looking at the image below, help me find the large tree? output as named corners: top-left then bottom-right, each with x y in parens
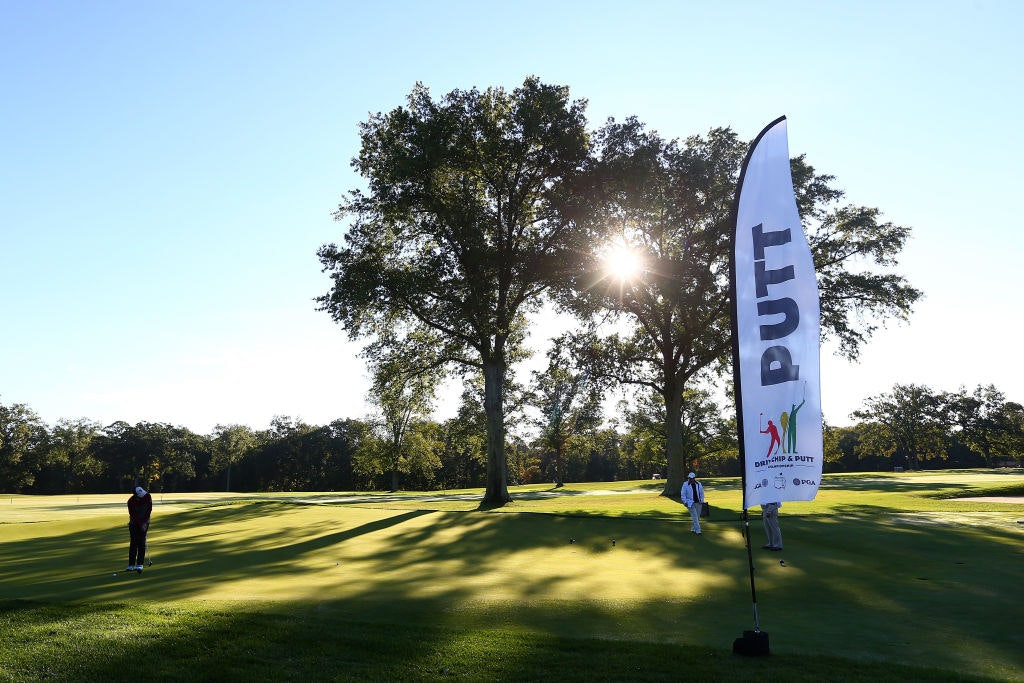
top-left (47, 418), bottom-right (103, 493)
top-left (317, 77), bottom-right (591, 507)
top-left (0, 401), bottom-right (47, 493)
top-left (565, 118), bottom-right (922, 496)
top-left (948, 384), bottom-right (1023, 468)
top-left (852, 383), bottom-right (948, 469)
top-left (211, 424), bottom-right (256, 492)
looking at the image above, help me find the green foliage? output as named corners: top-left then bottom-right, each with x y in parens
top-left (211, 424), bottom-right (256, 492)
top-left (0, 402), bottom-right (47, 492)
top-left (436, 387), bottom-right (489, 489)
top-left (617, 393), bottom-right (667, 479)
top-left (618, 386), bottom-right (735, 477)
top-left (845, 384), bottom-right (1024, 470)
top-left (528, 335), bottom-right (603, 485)
top-left (360, 335), bottom-right (446, 491)
top-left (853, 383), bottom-right (949, 469)
top-left (947, 385), bottom-right (1021, 467)
top-left (564, 121), bottom-right (745, 496)
top-left (355, 420), bottom-right (443, 491)
top-left (86, 421), bottom-right (203, 493)
top-left (318, 77), bottom-right (593, 507)
top-left (565, 118), bottom-right (921, 499)
top-left (1004, 402), bottom-right (1024, 465)
top-left (792, 157), bottom-right (923, 360)
top-left (3, 377), bottom-right (1023, 494)
top-left (42, 417), bottom-right (102, 494)
top-left (822, 422), bottom-right (869, 471)
top-left (248, 416), bottom-right (355, 492)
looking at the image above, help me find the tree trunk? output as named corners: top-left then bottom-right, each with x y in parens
top-left (661, 384), bottom-right (686, 498)
top-left (553, 443), bottom-right (565, 487)
top-left (907, 449), bottom-right (919, 470)
top-left (481, 359), bottom-right (511, 507)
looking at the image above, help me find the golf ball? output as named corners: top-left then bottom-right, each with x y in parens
top-left (112, 573), bottom-right (117, 577)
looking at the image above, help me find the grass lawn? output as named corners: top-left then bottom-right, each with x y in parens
top-left (1, 469), bottom-right (1022, 681)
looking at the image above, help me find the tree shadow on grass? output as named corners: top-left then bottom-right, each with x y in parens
top-left (6, 598), bottom-right (1004, 683)
top-left (1, 500), bottom-right (1021, 680)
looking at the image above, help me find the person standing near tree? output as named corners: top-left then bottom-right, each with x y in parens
top-left (761, 501), bottom-right (783, 550)
top-left (681, 472), bottom-right (705, 535)
top-left (126, 485), bottom-right (152, 573)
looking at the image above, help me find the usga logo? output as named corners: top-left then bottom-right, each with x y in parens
top-left (793, 478), bottom-right (817, 486)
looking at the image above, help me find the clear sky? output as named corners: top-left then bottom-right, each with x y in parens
top-left (2, 1), bottom-right (1022, 434)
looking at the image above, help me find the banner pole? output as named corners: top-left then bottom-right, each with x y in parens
top-left (727, 116), bottom-right (790, 657)
top-left (741, 508), bottom-right (760, 631)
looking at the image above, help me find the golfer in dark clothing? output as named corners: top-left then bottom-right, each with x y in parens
top-left (127, 486), bottom-right (152, 573)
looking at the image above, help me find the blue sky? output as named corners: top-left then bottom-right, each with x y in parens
top-left (2, 1), bottom-right (1022, 433)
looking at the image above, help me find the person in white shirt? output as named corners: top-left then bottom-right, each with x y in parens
top-left (681, 472), bottom-right (705, 535)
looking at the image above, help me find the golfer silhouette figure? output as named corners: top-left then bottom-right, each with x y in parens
top-left (779, 411), bottom-right (790, 454)
top-left (787, 398), bottom-right (806, 454)
top-left (760, 415), bottom-right (781, 457)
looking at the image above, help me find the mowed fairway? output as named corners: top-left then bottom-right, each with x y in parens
top-left (1, 470), bottom-right (1022, 682)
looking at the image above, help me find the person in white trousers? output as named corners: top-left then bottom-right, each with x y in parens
top-left (761, 501), bottom-right (783, 550)
top-left (681, 472), bottom-right (705, 535)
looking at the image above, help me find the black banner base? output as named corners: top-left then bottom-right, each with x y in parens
top-left (732, 630), bottom-right (770, 656)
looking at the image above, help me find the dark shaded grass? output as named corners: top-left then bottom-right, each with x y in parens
top-left (0, 600), bottom-right (999, 683)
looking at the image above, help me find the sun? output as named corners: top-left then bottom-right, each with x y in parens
top-left (603, 243), bottom-right (643, 282)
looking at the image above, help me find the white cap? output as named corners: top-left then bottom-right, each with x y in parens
top-left (687, 472), bottom-right (696, 479)
top-left (135, 486), bottom-right (146, 497)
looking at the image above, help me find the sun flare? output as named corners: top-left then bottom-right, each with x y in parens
top-left (603, 244), bottom-right (643, 282)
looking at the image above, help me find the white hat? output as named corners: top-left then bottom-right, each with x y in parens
top-left (135, 486), bottom-right (147, 497)
top-left (687, 472), bottom-right (696, 479)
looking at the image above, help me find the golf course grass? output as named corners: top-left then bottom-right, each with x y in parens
top-left (1, 470), bottom-right (1022, 681)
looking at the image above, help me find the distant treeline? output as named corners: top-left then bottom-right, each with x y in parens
top-left (1, 382), bottom-right (1021, 495)
top-left (0, 409), bottom-right (655, 495)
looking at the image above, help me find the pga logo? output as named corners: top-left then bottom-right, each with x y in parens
top-left (792, 478), bottom-right (817, 486)
top-left (753, 478), bottom-right (770, 491)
